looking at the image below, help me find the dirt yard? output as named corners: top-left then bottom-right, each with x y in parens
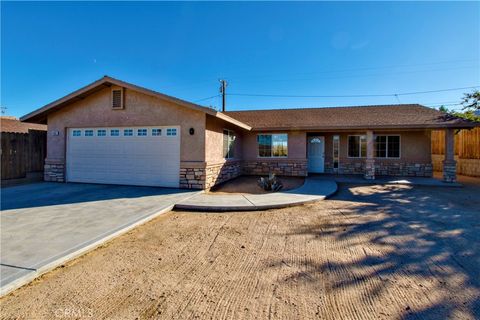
top-left (1, 178), bottom-right (479, 320)
top-left (209, 175), bottom-right (305, 194)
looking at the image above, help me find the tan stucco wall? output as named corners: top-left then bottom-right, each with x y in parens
top-left (239, 129), bottom-right (430, 168)
top-left (241, 130), bottom-right (307, 161)
top-left (205, 115), bottom-right (244, 164)
top-left (46, 87), bottom-right (206, 163)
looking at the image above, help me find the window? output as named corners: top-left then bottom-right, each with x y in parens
top-left (110, 129), bottom-right (120, 136)
top-left (333, 135), bottom-right (340, 170)
top-left (375, 135), bottom-right (400, 158)
top-left (137, 128), bottom-right (147, 136)
top-left (124, 129), bottom-right (133, 136)
top-left (152, 128), bottom-right (161, 136)
top-left (257, 134), bottom-right (288, 157)
top-left (97, 129), bottom-right (106, 136)
top-left (84, 130), bottom-right (93, 137)
top-left (72, 130), bottom-right (81, 137)
top-left (166, 128), bottom-right (177, 136)
top-left (223, 129), bottom-right (236, 159)
top-left (111, 89), bottom-right (124, 109)
top-left (348, 135), bottom-right (366, 158)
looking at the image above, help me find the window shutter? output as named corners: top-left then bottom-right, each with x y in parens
top-left (112, 89), bottom-right (124, 109)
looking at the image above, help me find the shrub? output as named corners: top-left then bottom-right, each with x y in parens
top-left (258, 173), bottom-right (283, 192)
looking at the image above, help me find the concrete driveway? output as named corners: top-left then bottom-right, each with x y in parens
top-left (0, 182), bottom-right (197, 295)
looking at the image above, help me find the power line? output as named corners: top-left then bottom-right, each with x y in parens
top-left (228, 86), bottom-right (479, 99)
top-left (194, 94), bottom-right (221, 103)
top-left (229, 65), bottom-right (477, 84)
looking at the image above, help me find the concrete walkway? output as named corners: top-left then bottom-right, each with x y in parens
top-left (1, 183), bottom-right (198, 296)
top-left (175, 178), bottom-right (338, 211)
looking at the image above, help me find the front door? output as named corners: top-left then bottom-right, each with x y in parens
top-left (308, 136), bottom-right (325, 173)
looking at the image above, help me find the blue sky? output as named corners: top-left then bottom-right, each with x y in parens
top-left (2, 1), bottom-right (479, 118)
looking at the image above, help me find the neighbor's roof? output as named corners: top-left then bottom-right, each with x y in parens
top-left (1, 117), bottom-right (47, 133)
top-left (225, 104), bottom-right (478, 130)
top-left (20, 76), bottom-right (251, 130)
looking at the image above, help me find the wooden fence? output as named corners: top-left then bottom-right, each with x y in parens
top-left (1, 130), bottom-right (47, 180)
top-left (431, 127), bottom-right (480, 176)
top-left (431, 128), bottom-right (480, 159)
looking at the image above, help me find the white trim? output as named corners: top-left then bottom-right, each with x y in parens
top-left (347, 135), bottom-right (367, 158)
top-left (374, 134), bottom-right (401, 159)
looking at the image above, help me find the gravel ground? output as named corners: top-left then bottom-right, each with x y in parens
top-left (1, 177), bottom-right (479, 320)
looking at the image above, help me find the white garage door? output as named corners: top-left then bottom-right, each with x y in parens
top-left (66, 126), bottom-right (180, 187)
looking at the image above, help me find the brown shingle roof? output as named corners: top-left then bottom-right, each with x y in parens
top-left (1, 117), bottom-right (47, 133)
top-left (225, 104), bottom-right (478, 130)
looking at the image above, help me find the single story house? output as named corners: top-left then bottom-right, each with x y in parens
top-left (21, 76), bottom-right (478, 189)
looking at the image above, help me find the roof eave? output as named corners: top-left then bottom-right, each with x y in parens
top-left (20, 76), bottom-right (251, 130)
top-left (249, 123), bottom-right (480, 131)
top-left (215, 113), bottom-right (252, 130)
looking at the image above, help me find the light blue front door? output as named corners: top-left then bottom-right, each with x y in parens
top-left (308, 136), bottom-right (325, 173)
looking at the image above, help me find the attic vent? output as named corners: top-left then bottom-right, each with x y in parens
top-left (112, 89), bottom-right (124, 109)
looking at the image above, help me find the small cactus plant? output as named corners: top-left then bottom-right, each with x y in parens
top-left (258, 173), bottom-right (283, 192)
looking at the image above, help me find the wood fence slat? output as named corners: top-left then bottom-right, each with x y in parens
top-left (431, 127), bottom-right (480, 160)
top-left (1, 130), bottom-right (47, 180)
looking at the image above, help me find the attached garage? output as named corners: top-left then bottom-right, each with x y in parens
top-left (66, 126), bottom-right (180, 187)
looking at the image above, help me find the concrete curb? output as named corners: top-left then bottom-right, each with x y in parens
top-left (174, 180), bottom-right (338, 212)
top-left (0, 204), bottom-right (177, 297)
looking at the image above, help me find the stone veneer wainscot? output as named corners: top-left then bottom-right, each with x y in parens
top-left (242, 159), bottom-right (308, 176)
top-left (44, 159), bottom-right (65, 182)
top-left (325, 159), bottom-right (433, 177)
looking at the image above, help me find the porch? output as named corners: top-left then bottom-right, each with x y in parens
top-left (306, 128), bottom-right (458, 183)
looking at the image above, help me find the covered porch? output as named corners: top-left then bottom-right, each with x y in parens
top-left (306, 128), bottom-right (458, 183)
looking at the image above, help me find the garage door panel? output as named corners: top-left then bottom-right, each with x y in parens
top-left (66, 127), bottom-right (180, 187)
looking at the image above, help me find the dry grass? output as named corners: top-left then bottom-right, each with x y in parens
top-left (1, 182), bottom-right (479, 320)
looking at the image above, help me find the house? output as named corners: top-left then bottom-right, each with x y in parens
top-left (1, 116), bottom-right (47, 133)
top-left (20, 76), bottom-right (477, 188)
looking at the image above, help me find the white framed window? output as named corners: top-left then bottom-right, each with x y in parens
top-left (84, 130), bottom-right (94, 137)
top-left (166, 128), bottom-right (177, 136)
top-left (223, 129), bottom-right (236, 159)
top-left (137, 128), bottom-right (147, 136)
top-left (123, 129), bottom-right (133, 136)
top-left (72, 130), bottom-right (81, 137)
top-left (152, 128), bottom-right (162, 136)
top-left (97, 129), bottom-right (106, 136)
top-left (257, 133), bottom-right (288, 158)
top-left (110, 129), bottom-right (120, 136)
top-left (375, 135), bottom-right (401, 158)
top-left (348, 135), bottom-right (367, 158)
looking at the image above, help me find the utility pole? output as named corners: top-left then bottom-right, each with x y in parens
top-left (219, 79), bottom-right (227, 112)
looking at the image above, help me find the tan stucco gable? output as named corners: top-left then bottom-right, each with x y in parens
top-left (20, 76), bottom-right (251, 131)
top-left (46, 86), bottom-right (207, 163)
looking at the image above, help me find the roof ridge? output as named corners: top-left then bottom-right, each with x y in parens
top-left (224, 104), bottom-right (426, 113)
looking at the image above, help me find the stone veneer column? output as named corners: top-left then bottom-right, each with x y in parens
top-left (364, 130), bottom-right (375, 180)
top-left (44, 158), bottom-right (65, 182)
top-left (443, 128), bottom-right (457, 183)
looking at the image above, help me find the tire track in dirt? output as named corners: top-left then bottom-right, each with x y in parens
top-left (2, 183), bottom-right (480, 320)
